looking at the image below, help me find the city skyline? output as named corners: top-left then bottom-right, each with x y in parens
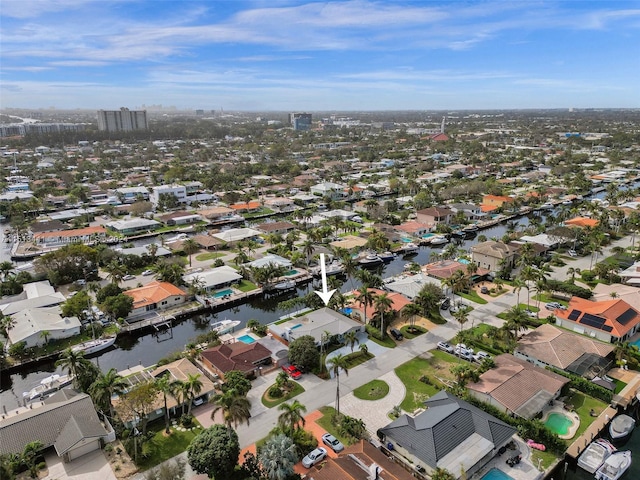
top-left (1, 0), bottom-right (639, 111)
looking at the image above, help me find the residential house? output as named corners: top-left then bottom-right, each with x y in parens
top-left (395, 221), bottom-right (431, 238)
top-left (0, 280), bottom-right (66, 316)
top-left (183, 266), bottom-right (242, 293)
top-left (200, 342), bottom-right (272, 379)
top-left (229, 201), bottom-right (261, 213)
top-left (564, 217), bottom-right (600, 229)
top-left (106, 218), bottom-right (160, 235)
top-left (29, 219), bottom-right (67, 235)
top-left (310, 182), bottom-right (347, 199)
top-left (449, 203), bottom-right (484, 221)
top-left (471, 240), bottom-right (519, 272)
top-left (263, 197), bottom-right (296, 212)
top-left (467, 354), bottom-right (569, 419)
top-left (416, 206), bottom-right (453, 226)
top-left (269, 307), bottom-right (364, 346)
top-left (197, 206), bottom-right (241, 225)
top-left (7, 306), bottom-right (81, 348)
top-left (554, 297), bottom-right (640, 343)
top-left (0, 389), bottom-right (112, 463)
top-left (514, 324), bottom-right (614, 379)
top-left (212, 227), bottom-right (262, 245)
top-left (255, 221), bottom-right (296, 235)
top-left (481, 194), bottom-right (514, 213)
top-left (33, 226), bottom-right (107, 246)
top-left (192, 233), bottom-right (226, 250)
top-left (123, 281), bottom-right (187, 320)
top-left (378, 391), bottom-right (516, 479)
top-left (307, 439), bottom-right (415, 480)
top-left (423, 260), bottom-right (489, 283)
top-left (349, 288), bottom-right (410, 323)
top-left (247, 253), bottom-right (292, 270)
top-left (115, 186), bottom-right (149, 203)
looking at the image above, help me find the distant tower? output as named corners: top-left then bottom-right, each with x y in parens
top-left (441, 116), bottom-right (446, 134)
top-left (290, 113), bottom-right (312, 131)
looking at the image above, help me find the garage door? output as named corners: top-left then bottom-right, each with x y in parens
top-left (67, 439), bottom-right (100, 462)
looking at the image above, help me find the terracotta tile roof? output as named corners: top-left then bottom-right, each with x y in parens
top-left (192, 234), bottom-right (225, 248)
top-left (201, 342), bottom-right (271, 375)
top-left (230, 201), bottom-right (261, 211)
top-left (565, 217), bottom-right (599, 228)
top-left (33, 225), bottom-right (106, 239)
top-left (124, 281), bottom-right (186, 308)
top-left (467, 354), bottom-right (569, 418)
top-left (480, 204), bottom-right (500, 212)
top-left (350, 288), bottom-right (410, 314)
top-left (423, 260), bottom-right (490, 280)
top-left (256, 221), bottom-right (296, 232)
top-left (395, 220), bottom-right (431, 233)
top-left (556, 297), bottom-right (640, 338)
top-left (516, 324), bottom-right (614, 369)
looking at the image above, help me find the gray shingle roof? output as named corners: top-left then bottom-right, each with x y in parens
top-left (379, 391), bottom-right (516, 469)
top-left (0, 389), bottom-right (106, 456)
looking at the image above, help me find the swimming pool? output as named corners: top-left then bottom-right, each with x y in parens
top-left (291, 323), bottom-right (302, 329)
top-left (458, 258), bottom-right (470, 264)
top-left (285, 269), bottom-right (299, 276)
top-left (214, 288), bottom-right (233, 298)
top-left (544, 412), bottom-right (574, 435)
top-left (342, 308), bottom-right (353, 315)
top-left (401, 237), bottom-right (413, 243)
top-left (237, 335), bottom-right (255, 344)
top-left (481, 468), bottom-right (515, 480)
top-left (631, 337), bottom-right (640, 349)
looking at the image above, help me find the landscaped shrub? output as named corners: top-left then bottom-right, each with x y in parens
top-left (268, 385), bottom-right (283, 398)
top-left (546, 279), bottom-right (593, 299)
top-left (547, 368), bottom-right (613, 403)
top-left (180, 414), bottom-right (194, 428)
top-left (338, 414), bottom-right (366, 440)
top-left (366, 324), bottom-right (383, 340)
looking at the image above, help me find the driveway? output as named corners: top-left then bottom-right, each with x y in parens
top-left (43, 450), bottom-right (116, 480)
top-left (325, 331), bottom-right (390, 378)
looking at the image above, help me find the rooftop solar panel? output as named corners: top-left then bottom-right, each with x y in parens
top-left (568, 309), bottom-right (581, 321)
top-left (617, 308), bottom-right (637, 326)
top-left (580, 313), bottom-right (607, 329)
top-left (602, 325), bottom-right (613, 333)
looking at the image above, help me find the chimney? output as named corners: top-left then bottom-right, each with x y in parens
top-left (368, 463), bottom-right (381, 480)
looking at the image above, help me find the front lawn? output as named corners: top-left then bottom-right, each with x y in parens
top-left (195, 252), bottom-right (225, 261)
top-left (343, 350), bottom-right (374, 368)
top-left (531, 448), bottom-right (560, 471)
top-left (316, 406), bottom-right (355, 447)
top-left (458, 290), bottom-right (488, 304)
top-left (400, 325), bottom-right (427, 339)
top-left (136, 419), bottom-right (203, 470)
top-left (261, 381), bottom-right (305, 408)
top-left (353, 380), bottom-right (389, 400)
top-left (395, 356), bottom-right (449, 413)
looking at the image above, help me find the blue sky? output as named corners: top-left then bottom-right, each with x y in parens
top-left (1, 0), bottom-right (639, 110)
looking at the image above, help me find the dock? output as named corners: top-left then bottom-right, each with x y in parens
top-left (565, 406), bottom-right (617, 459)
top-left (119, 314), bottom-right (176, 334)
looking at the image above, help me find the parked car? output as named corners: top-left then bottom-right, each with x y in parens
top-left (282, 364), bottom-right (302, 379)
top-left (524, 309), bottom-right (537, 318)
top-left (455, 343), bottom-right (473, 355)
top-left (440, 298), bottom-right (450, 310)
top-left (302, 447), bottom-right (327, 468)
top-left (142, 269), bottom-right (154, 276)
top-left (390, 328), bottom-right (403, 341)
top-left (545, 302), bottom-right (561, 310)
top-left (322, 433), bottom-right (344, 453)
top-left (192, 397), bottom-right (205, 407)
top-left (437, 341), bottom-right (454, 353)
top-left (473, 351), bottom-right (491, 363)
top-left (455, 348), bottom-right (474, 362)
top-left (480, 286), bottom-right (489, 294)
top-left (568, 249), bottom-right (577, 257)
top-left (122, 274), bottom-right (135, 281)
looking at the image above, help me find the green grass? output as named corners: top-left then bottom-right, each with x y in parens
top-left (395, 357), bottom-right (441, 412)
top-left (458, 290), bottom-right (488, 304)
top-left (400, 325), bottom-right (427, 339)
top-left (195, 252), bottom-right (225, 261)
top-left (353, 380), bottom-right (389, 400)
top-left (566, 391), bottom-right (608, 439)
top-left (137, 419), bottom-right (203, 470)
top-left (343, 351), bottom-right (374, 368)
top-left (261, 381), bottom-right (305, 408)
top-left (614, 379), bottom-right (627, 394)
top-left (316, 406), bottom-right (355, 446)
top-left (531, 448), bottom-right (560, 471)
top-left (236, 279), bottom-right (258, 292)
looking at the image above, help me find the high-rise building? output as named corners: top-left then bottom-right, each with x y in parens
top-left (97, 108), bottom-right (148, 132)
top-left (290, 112), bottom-right (312, 131)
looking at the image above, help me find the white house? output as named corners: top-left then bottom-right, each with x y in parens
top-left (183, 266), bottom-right (242, 292)
top-left (7, 306), bottom-right (81, 348)
top-left (309, 182), bottom-right (346, 199)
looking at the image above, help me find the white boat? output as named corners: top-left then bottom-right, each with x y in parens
top-left (23, 374), bottom-right (74, 402)
top-left (210, 319), bottom-right (241, 334)
top-left (430, 235), bottom-right (449, 246)
top-left (578, 439), bottom-right (617, 474)
top-left (595, 450), bottom-right (632, 480)
top-left (273, 280), bottom-right (296, 291)
top-left (400, 243), bottom-right (419, 254)
top-left (378, 251), bottom-right (396, 261)
top-left (312, 260), bottom-right (344, 276)
top-left (71, 336), bottom-right (116, 355)
top-left (609, 414), bottom-right (635, 443)
top-left (359, 253), bottom-right (383, 266)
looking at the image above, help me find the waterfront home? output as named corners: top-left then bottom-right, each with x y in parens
top-left (329, 235), bottom-right (368, 250)
top-left (471, 240), bottom-right (519, 272)
top-left (262, 197), bottom-right (296, 212)
top-left (200, 341), bottom-right (273, 380)
top-left (212, 227), bottom-right (262, 245)
top-left (310, 181), bottom-right (347, 199)
top-left (7, 306), bottom-right (81, 348)
top-left (123, 281), bottom-right (187, 320)
top-left (229, 201), bottom-right (261, 213)
top-left (554, 297), bottom-right (640, 343)
top-left (0, 280), bottom-right (66, 316)
top-left (564, 216), bottom-right (600, 228)
top-left (395, 221), bottom-right (431, 238)
top-left (378, 391), bottom-right (516, 479)
top-left (106, 217), bottom-right (161, 235)
top-left (29, 219), bottom-right (67, 235)
top-left (416, 206), bottom-right (453, 226)
top-left (269, 307), bottom-right (363, 346)
top-left (255, 221), bottom-right (296, 235)
top-left (449, 202), bottom-right (485, 221)
top-left (115, 186), bottom-right (149, 203)
top-left (183, 266), bottom-right (242, 292)
top-left (156, 210), bottom-right (202, 226)
top-left (33, 225), bottom-right (107, 246)
top-left (0, 389), bottom-right (112, 463)
top-left (349, 288), bottom-right (410, 322)
top-left (467, 354), bottom-right (569, 419)
top-left (514, 324), bottom-right (614, 378)
top-left (481, 194), bottom-right (514, 212)
top-left (247, 253), bottom-right (292, 269)
top-left (423, 260), bottom-right (490, 283)
top-left (197, 206), bottom-right (240, 224)
top-left (382, 272), bottom-right (442, 300)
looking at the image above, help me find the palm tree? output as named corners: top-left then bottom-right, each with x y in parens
top-left (326, 353), bottom-right (349, 416)
top-left (374, 293), bottom-right (394, 339)
top-left (355, 286), bottom-right (375, 325)
top-left (0, 261), bottom-right (15, 281)
top-left (182, 238), bottom-right (200, 267)
top-left (259, 434), bottom-right (298, 480)
top-left (210, 389), bottom-right (252, 428)
top-left (154, 375), bottom-right (173, 433)
top-left (359, 343), bottom-right (369, 356)
top-left (184, 373), bottom-right (203, 415)
top-left (453, 308), bottom-right (469, 332)
top-left (512, 278), bottom-right (525, 306)
top-left (89, 368), bottom-right (128, 421)
top-left (277, 400), bottom-right (307, 435)
top-left (0, 313), bottom-right (16, 337)
top-left (344, 330), bottom-right (360, 353)
top-left (104, 261), bottom-right (126, 284)
top-left (401, 303), bottom-right (422, 330)
top-left (56, 348), bottom-right (89, 383)
top-left (39, 330), bottom-right (51, 345)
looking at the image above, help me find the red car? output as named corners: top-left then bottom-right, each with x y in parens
top-left (282, 364), bottom-right (302, 379)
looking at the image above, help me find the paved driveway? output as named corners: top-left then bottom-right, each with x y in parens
top-left (43, 450), bottom-right (116, 480)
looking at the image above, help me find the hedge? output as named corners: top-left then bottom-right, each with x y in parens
top-left (546, 280), bottom-right (593, 299)
top-left (547, 367), bottom-right (613, 403)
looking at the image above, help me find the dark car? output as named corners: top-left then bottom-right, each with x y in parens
top-left (390, 328), bottom-right (403, 341)
top-left (282, 364), bottom-right (302, 379)
top-left (440, 298), bottom-right (450, 310)
top-left (480, 286), bottom-right (489, 294)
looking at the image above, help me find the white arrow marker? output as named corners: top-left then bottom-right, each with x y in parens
top-left (314, 253), bottom-right (336, 306)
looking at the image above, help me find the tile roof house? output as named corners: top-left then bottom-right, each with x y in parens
top-left (200, 342), bottom-right (272, 379)
top-left (565, 217), bottom-right (600, 228)
top-left (471, 240), bottom-right (519, 272)
top-left (422, 260), bottom-right (490, 281)
top-left (349, 288), bottom-right (410, 321)
top-left (378, 391), bottom-right (516, 479)
top-left (33, 225), bottom-right (107, 246)
top-left (255, 221), bottom-right (296, 235)
top-left (307, 439), bottom-right (415, 480)
top-left (514, 324), bottom-right (614, 379)
top-left (554, 296), bottom-right (640, 343)
top-left (467, 354), bottom-right (569, 419)
top-left (123, 281), bottom-right (187, 320)
top-left (416, 206), bottom-right (453, 225)
top-left (0, 389), bottom-right (111, 463)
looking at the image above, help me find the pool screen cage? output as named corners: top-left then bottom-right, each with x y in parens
top-left (566, 352), bottom-right (613, 380)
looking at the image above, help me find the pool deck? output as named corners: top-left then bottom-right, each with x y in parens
top-left (540, 403), bottom-right (580, 440)
top-left (608, 367), bottom-right (640, 409)
top-left (472, 436), bottom-right (543, 480)
top-left (566, 405), bottom-right (617, 459)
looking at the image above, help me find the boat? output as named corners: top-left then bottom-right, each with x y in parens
top-left (451, 231), bottom-right (466, 239)
top-left (378, 251), bottom-right (396, 261)
top-left (273, 280), bottom-right (296, 291)
top-left (210, 319), bottom-right (241, 334)
top-left (399, 243), bottom-right (419, 255)
top-left (430, 235), bottom-right (449, 246)
top-left (609, 414), bottom-right (635, 443)
top-left (359, 253), bottom-right (383, 267)
top-left (71, 336), bottom-right (116, 356)
top-left (578, 439), bottom-right (617, 473)
top-left (463, 225), bottom-right (479, 232)
top-left (311, 260), bottom-right (344, 276)
top-left (23, 374), bottom-right (74, 402)
top-left (594, 450), bottom-right (632, 480)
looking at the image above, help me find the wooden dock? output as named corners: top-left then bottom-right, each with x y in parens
top-left (566, 406), bottom-right (617, 459)
top-left (119, 314), bottom-right (176, 334)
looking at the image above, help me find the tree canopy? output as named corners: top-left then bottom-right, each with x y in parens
top-left (287, 335), bottom-right (319, 372)
top-left (187, 424), bottom-right (240, 479)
